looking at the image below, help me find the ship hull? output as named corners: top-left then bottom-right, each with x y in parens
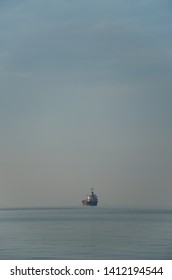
top-left (82, 200), bottom-right (98, 206)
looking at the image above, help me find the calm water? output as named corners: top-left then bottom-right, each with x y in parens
top-left (0, 207), bottom-right (172, 259)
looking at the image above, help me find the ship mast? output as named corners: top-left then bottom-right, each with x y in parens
top-left (91, 187), bottom-right (94, 196)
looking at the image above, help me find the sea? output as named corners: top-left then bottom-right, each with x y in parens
top-left (0, 207), bottom-right (172, 260)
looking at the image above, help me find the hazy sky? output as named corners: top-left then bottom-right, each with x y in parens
top-left (0, 0), bottom-right (172, 208)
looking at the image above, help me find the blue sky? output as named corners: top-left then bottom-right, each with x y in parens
top-left (0, 0), bottom-right (172, 207)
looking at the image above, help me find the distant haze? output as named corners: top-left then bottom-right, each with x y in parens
top-left (0, 0), bottom-right (172, 208)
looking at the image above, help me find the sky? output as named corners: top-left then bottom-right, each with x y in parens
top-left (0, 0), bottom-right (172, 208)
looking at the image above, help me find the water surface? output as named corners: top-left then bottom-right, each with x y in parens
top-left (0, 207), bottom-right (172, 259)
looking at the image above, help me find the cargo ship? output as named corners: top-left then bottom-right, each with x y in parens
top-left (82, 188), bottom-right (98, 206)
